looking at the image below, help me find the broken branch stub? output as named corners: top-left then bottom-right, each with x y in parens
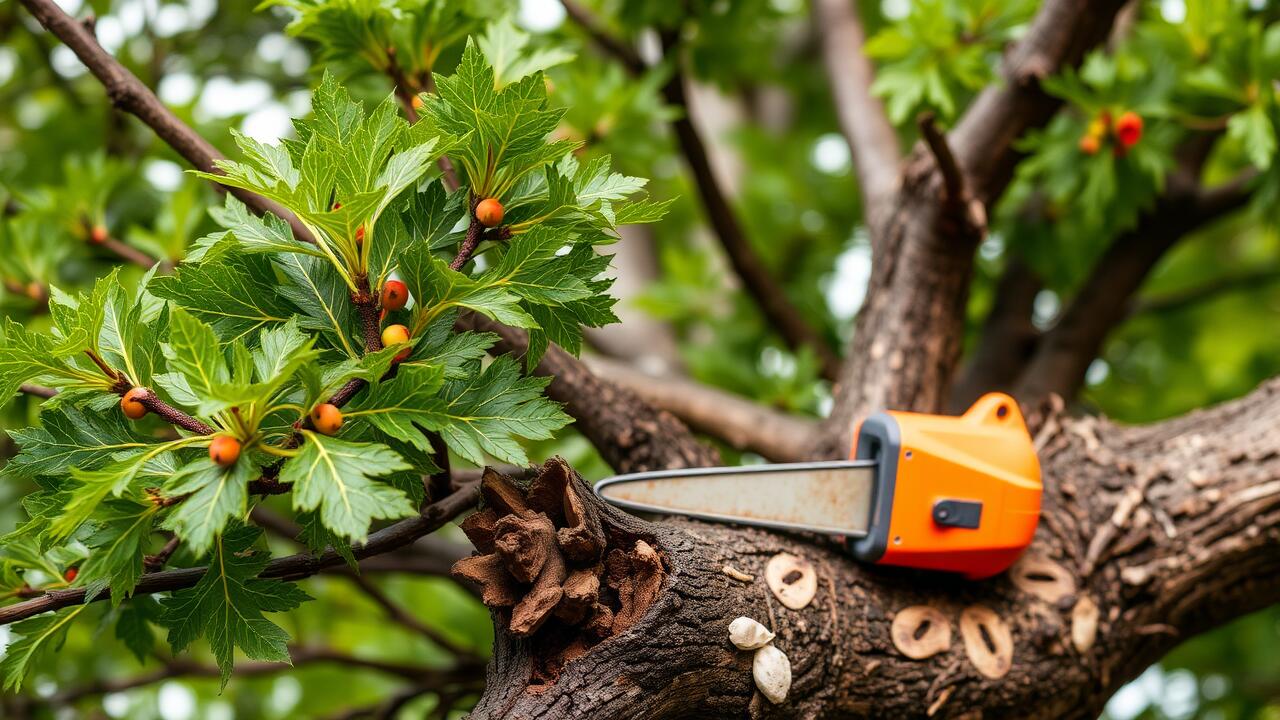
top-left (451, 458), bottom-right (667, 657)
top-left (1010, 554), bottom-right (1076, 605)
top-left (891, 605), bottom-right (953, 660)
top-left (960, 604), bottom-right (1014, 679)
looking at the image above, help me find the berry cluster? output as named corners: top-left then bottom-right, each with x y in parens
top-left (1079, 110), bottom-right (1143, 157)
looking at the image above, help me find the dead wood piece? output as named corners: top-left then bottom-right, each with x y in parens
top-left (584, 603), bottom-right (615, 639)
top-left (526, 457), bottom-right (571, 522)
top-left (555, 567), bottom-right (602, 624)
top-left (1010, 554), bottom-right (1077, 605)
top-left (960, 604), bottom-right (1014, 679)
top-left (493, 511), bottom-right (557, 584)
top-left (557, 479), bottom-right (606, 564)
top-left (451, 554), bottom-right (520, 608)
top-left (765, 553), bottom-right (818, 610)
top-left (607, 540), bottom-right (666, 634)
top-left (459, 508), bottom-right (500, 554)
top-left (481, 467), bottom-right (529, 516)
top-left (890, 605), bottom-right (953, 660)
top-left (510, 542), bottom-right (567, 637)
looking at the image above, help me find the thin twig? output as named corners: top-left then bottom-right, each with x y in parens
top-left (134, 387), bottom-right (217, 436)
top-left (19, 384), bottom-right (58, 399)
top-left (143, 536), bottom-right (180, 571)
top-left (343, 572), bottom-right (479, 660)
top-left (449, 207), bottom-right (483, 271)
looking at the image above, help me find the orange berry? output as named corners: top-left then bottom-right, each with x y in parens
top-left (208, 435), bottom-right (241, 467)
top-left (1078, 134), bottom-right (1100, 156)
top-left (381, 280), bottom-right (409, 311)
top-left (1115, 111), bottom-right (1143, 148)
top-left (475, 198), bottom-right (504, 228)
top-left (411, 95), bottom-right (424, 109)
top-left (355, 226), bottom-right (366, 246)
top-left (121, 387), bottom-right (149, 420)
top-left (89, 225), bottom-right (108, 244)
top-left (310, 403), bottom-right (343, 435)
top-left (64, 567), bottom-right (78, 582)
top-left (381, 324), bottom-right (411, 361)
top-left (25, 282), bottom-right (43, 301)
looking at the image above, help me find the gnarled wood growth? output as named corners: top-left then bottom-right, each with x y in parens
top-left (462, 379), bottom-right (1280, 719)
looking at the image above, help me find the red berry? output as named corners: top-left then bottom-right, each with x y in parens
top-left (381, 280), bottom-right (409, 311)
top-left (1115, 111), bottom-right (1143, 148)
top-left (355, 226), bottom-right (366, 245)
top-left (64, 567), bottom-right (78, 582)
top-left (209, 435), bottom-right (241, 467)
top-left (332, 201), bottom-right (342, 210)
top-left (381, 324), bottom-right (411, 361)
top-left (121, 388), bottom-right (149, 420)
top-left (1078, 134), bottom-right (1100, 156)
top-left (310, 403), bottom-right (343, 435)
top-left (475, 198), bottom-right (504, 228)
top-left (89, 225), bottom-right (108, 244)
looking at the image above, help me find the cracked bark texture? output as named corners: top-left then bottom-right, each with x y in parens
top-left (465, 378), bottom-right (1280, 719)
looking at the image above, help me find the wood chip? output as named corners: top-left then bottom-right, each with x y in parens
top-left (722, 565), bottom-right (754, 582)
top-left (1009, 554), bottom-right (1076, 604)
top-left (493, 511), bottom-right (556, 583)
top-left (890, 605), bottom-right (952, 660)
top-left (959, 604), bottom-right (1013, 679)
top-left (458, 508), bottom-right (500, 553)
top-left (1071, 595), bottom-right (1099, 654)
top-left (765, 553), bottom-right (817, 610)
top-left (451, 553), bottom-right (520, 608)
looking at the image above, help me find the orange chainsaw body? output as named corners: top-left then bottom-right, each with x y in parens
top-left (848, 393), bottom-right (1042, 579)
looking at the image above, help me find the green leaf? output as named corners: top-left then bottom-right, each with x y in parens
top-left (7, 404), bottom-right (150, 478)
top-left (163, 308), bottom-right (230, 400)
top-left (115, 596), bottom-right (161, 663)
top-left (399, 245), bottom-right (536, 330)
top-left (0, 605), bottom-right (91, 690)
top-left (352, 359), bottom-right (569, 466)
top-left (477, 15), bottom-right (575, 88)
top-left (1228, 103), bottom-right (1277, 170)
top-left (275, 252), bottom-right (360, 357)
top-left (279, 432), bottom-right (415, 543)
top-left (196, 196), bottom-right (326, 261)
top-left (159, 525), bottom-right (310, 688)
top-left (76, 499), bottom-right (159, 603)
top-left (150, 251), bottom-right (296, 343)
top-left (162, 457), bottom-right (253, 556)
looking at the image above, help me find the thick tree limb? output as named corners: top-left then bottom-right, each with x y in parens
top-left (0, 480), bottom-right (480, 626)
top-left (458, 314), bottom-right (721, 473)
top-left (811, 0), bottom-right (901, 214)
top-left (466, 377), bottom-right (1280, 719)
top-left (584, 355), bottom-right (816, 462)
top-left (815, 0), bottom-right (1127, 458)
top-left (17, 0), bottom-right (316, 245)
top-left (1015, 174), bottom-right (1255, 405)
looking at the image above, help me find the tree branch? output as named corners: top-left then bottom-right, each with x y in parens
top-left (811, 0), bottom-right (901, 212)
top-left (1015, 172), bottom-right (1255, 405)
top-left (342, 572), bottom-right (479, 661)
top-left (950, 0), bottom-right (1130, 203)
top-left (584, 355), bottom-right (816, 462)
top-left (16, 0), bottom-right (317, 246)
top-left (814, 0), bottom-right (1128, 457)
top-left (43, 646), bottom-right (481, 705)
top-left (0, 480), bottom-right (480, 626)
top-left (949, 256), bottom-right (1043, 410)
top-left (658, 35), bottom-right (841, 381)
top-left (465, 377), bottom-right (1280, 719)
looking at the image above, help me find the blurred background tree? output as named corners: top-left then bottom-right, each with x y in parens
top-left (0, 0), bottom-right (1277, 718)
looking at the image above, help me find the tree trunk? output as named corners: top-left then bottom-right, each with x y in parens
top-left (463, 378), bottom-right (1280, 719)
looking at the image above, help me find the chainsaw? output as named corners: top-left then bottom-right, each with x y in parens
top-left (595, 393), bottom-right (1042, 579)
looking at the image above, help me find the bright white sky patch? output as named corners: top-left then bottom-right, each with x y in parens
top-left (811, 133), bottom-right (851, 175)
top-left (159, 73), bottom-right (198, 105)
top-left (519, 0), bottom-right (566, 32)
top-left (197, 76), bottom-right (274, 120)
top-left (824, 233), bottom-right (872, 322)
top-left (145, 159), bottom-right (185, 192)
top-left (158, 681), bottom-right (196, 720)
top-left (242, 105), bottom-right (295, 143)
top-left (1160, 0), bottom-right (1187, 23)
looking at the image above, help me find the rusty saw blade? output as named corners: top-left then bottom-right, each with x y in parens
top-left (593, 461), bottom-right (877, 537)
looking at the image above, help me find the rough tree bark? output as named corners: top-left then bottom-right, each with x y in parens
top-left (459, 378), bottom-right (1280, 719)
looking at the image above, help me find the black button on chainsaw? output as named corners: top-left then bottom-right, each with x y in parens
top-left (933, 500), bottom-right (982, 529)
